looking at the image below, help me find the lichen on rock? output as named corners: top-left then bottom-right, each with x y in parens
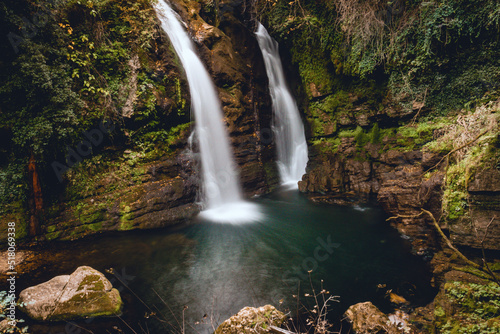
top-left (215, 304), bottom-right (286, 334)
top-left (18, 266), bottom-right (122, 322)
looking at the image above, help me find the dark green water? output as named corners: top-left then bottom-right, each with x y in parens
top-left (21, 189), bottom-right (435, 333)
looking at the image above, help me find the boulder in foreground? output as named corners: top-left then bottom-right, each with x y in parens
top-left (344, 302), bottom-right (399, 334)
top-left (19, 266), bottom-right (122, 321)
top-left (215, 305), bottom-right (286, 334)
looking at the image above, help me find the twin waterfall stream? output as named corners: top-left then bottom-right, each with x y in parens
top-left (154, 0), bottom-right (308, 222)
top-left (255, 23), bottom-right (309, 186)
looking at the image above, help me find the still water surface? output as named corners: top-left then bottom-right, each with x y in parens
top-left (23, 189), bottom-right (435, 333)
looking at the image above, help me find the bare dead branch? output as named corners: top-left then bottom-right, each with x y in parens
top-left (388, 210), bottom-right (500, 285)
top-left (387, 209), bottom-right (480, 269)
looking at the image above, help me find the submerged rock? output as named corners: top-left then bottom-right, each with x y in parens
top-left (215, 305), bottom-right (286, 334)
top-left (344, 302), bottom-right (398, 334)
top-left (19, 266), bottom-right (122, 321)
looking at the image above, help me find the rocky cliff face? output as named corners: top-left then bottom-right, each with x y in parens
top-left (43, 152), bottom-right (200, 241)
top-left (451, 168), bottom-right (500, 250)
top-left (298, 105), bottom-right (499, 252)
top-left (299, 135), bottom-right (445, 253)
top-left (169, 0), bottom-right (278, 194)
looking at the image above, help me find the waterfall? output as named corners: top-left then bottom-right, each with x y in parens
top-left (255, 22), bottom-right (308, 187)
top-left (154, 0), bottom-right (261, 222)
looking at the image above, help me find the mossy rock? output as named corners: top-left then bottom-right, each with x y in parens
top-left (432, 280), bottom-right (500, 333)
top-left (345, 302), bottom-right (399, 334)
top-left (215, 305), bottom-right (286, 334)
top-left (19, 266), bottom-right (122, 321)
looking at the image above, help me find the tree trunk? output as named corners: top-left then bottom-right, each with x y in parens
top-left (28, 152), bottom-right (43, 236)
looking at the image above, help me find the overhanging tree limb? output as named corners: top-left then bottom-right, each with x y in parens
top-left (388, 209), bottom-right (500, 285)
top-left (420, 209), bottom-right (481, 269)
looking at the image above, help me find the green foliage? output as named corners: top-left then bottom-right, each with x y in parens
top-left (60, 0), bottom-right (159, 119)
top-left (0, 291), bottom-right (29, 333)
top-left (0, 160), bottom-right (28, 210)
top-left (394, 121), bottom-right (445, 150)
top-left (456, 264), bottom-right (500, 282)
top-left (443, 186), bottom-right (469, 220)
top-left (119, 204), bottom-right (134, 230)
top-left (353, 126), bottom-right (365, 147)
top-left (435, 305), bottom-right (446, 318)
top-left (260, 0), bottom-right (500, 113)
top-left (0, 0), bottom-right (190, 217)
top-left (0, 24), bottom-right (84, 209)
top-left (383, 0), bottom-right (500, 112)
top-left (369, 123), bottom-right (381, 144)
top-left (334, 124), bottom-right (382, 149)
top-left (437, 281), bottom-right (500, 334)
top-left (311, 137), bottom-right (342, 154)
top-left (338, 129), bottom-right (357, 138)
top-left (0, 41), bottom-right (82, 158)
top-left (133, 122), bottom-right (192, 157)
top-left (442, 143), bottom-right (490, 221)
top-left (422, 102), bottom-right (499, 221)
top-left (63, 122), bottom-right (190, 203)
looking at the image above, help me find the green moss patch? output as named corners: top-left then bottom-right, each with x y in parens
top-left (435, 281), bottom-right (500, 334)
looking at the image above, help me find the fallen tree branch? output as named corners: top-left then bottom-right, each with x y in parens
top-left (420, 209), bottom-right (481, 269)
top-left (269, 326), bottom-right (297, 334)
top-left (387, 209), bottom-right (480, 269)
top-left (386, 211), bottom-right (424, 221)
top-left (388, 209), bottom-right (500, 284)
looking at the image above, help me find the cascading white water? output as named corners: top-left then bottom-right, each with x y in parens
top-left (154, 0), bottom-right (261, 223)
top-left (255, 22), bottom-right (308, 187)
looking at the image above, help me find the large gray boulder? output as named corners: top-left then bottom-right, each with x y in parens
top-left (18, 266), bottom-right (122, 321)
